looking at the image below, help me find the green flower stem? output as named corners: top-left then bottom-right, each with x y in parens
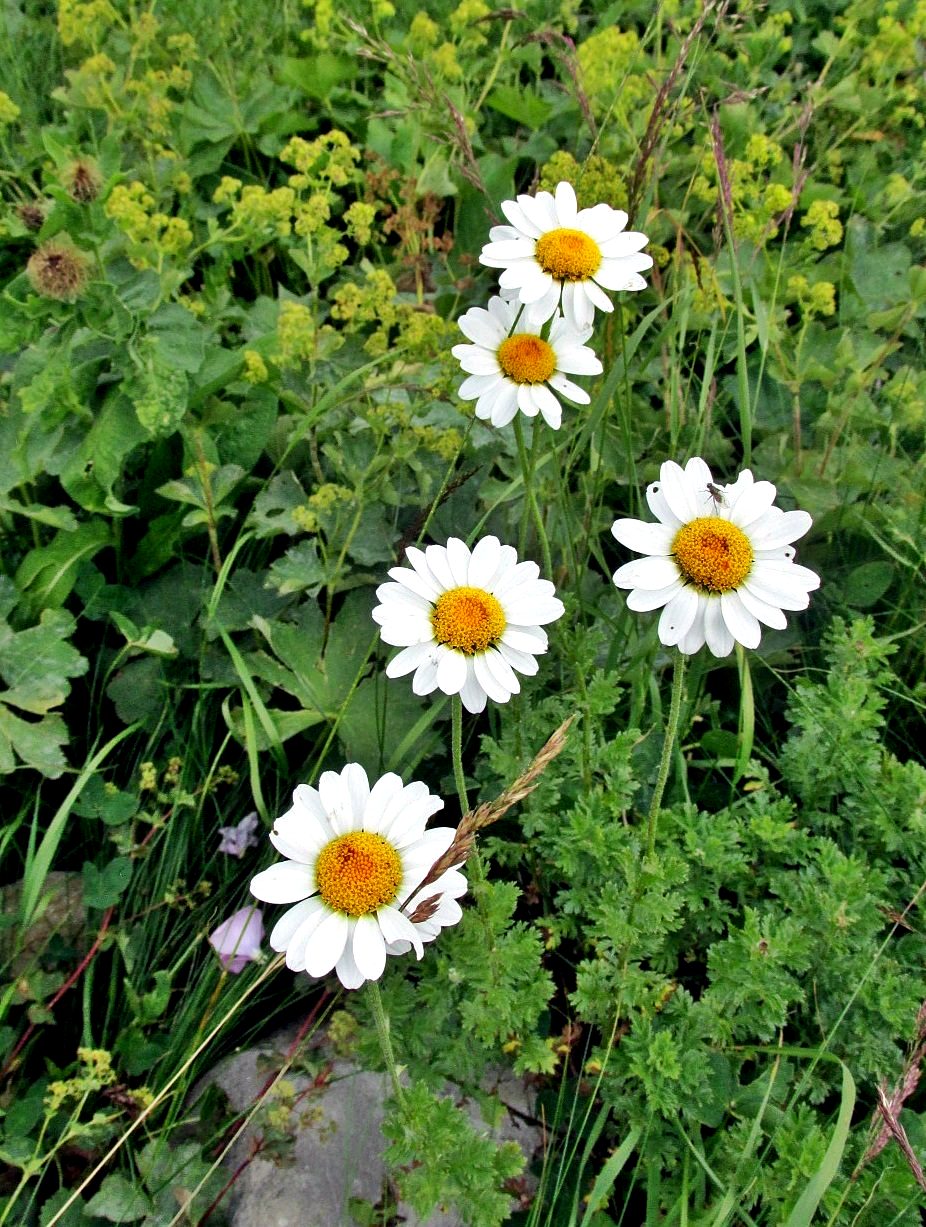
top-left (451, 693), bottom-right (469, 815)
top-left (513, 416), bottom-right (553, 577)
top-left (645, 651), bottom-right (687, 859)
top-left (451, 694), bottom-right (486, 886)
top-left (367, 979), bottom-right (404, 1104)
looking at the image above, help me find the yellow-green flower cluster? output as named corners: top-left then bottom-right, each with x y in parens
top-left (280, 130), bottom-right (360, 189)
top-left (331, 267), bottom-right (400, 355)
top-left (787, 275), bottom-right (837, 318)
top-left (801, 200), bottom-right (843, 251)
top-left (0, 90), bottom-right (20, 126)
top-left (577, 27), bottom-right (649, 117)
top-left (242, 350), bottom-right (269, 384)
top-left (539, 151), bottom-right (629, 213)
top-left (105, 181), bottom-right (192, 266)
top-left (44, 1047), bottom-right (117, 1112)
top-left (344, 201), bottom-right (378, 246)
top-left (692, 134), bottom-right (795, 245)
top-left (57, 0), bottom-right (118, 48)
top-left (276, 301), bottom-right (317, 368)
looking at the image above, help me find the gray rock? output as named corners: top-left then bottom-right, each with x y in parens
top-left (196, 1024), bottom-right (540, 1227)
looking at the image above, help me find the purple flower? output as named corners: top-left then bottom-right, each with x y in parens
top-left (217, 812), bottom-right (260, 858)
top-left (209, 906), bottom-right (264, 973)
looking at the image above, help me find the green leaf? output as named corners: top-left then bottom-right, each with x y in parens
top-left (782, 1061), bottom-right (856, 1227)
top-left (82, 856), bottom-right (133, 909)
top-left (14, 519), bottom-right (111, 609)
top-left (0, 608), bottom-right (87, 714)
top-left (266, 539), bottom-right (327, 596)
top-left (106, 656), bottom-right (165, 725)
top-left (842, 560), bottom-right (894, 608)
top-left (486, 84), bottom-right (552, 128)
top-left (277, 53), bottom-right (356, 98)
top-left (84, 1173), bottom-right (153, 1222)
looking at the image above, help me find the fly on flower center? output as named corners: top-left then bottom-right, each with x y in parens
top-left (497, 334), bottom-right (557, 385)
top-left (534, 227), bottom-right (602, 282)
top-left (314, 832), bottom-right (402, 917)
top-left (430, 586), bottom-right (506, 655)
top-left (672, 518), bottom-right (754, 593)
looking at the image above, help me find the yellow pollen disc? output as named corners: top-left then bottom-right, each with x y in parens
top-left (672, 517), bottom-right (754, 593)
top-left (430, 586), bottom-right (506, 655)
top-left (315, 832), bottom-right (402, 917)
top-left (534, 227), bottom-right (602, 282)
top-left (497, 334), bottom-right (557, 385)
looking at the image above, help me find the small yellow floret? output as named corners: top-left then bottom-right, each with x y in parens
top-left (315, 832), bottom-right (402, 916)
top-left (535, 227), bottom-right (602, 282)
top-left (673, 518), bottom-right (753, 593)
top-left (497, 334), bottom-right (556, 385)
top-left (431, 586), bottom-right (506, 655)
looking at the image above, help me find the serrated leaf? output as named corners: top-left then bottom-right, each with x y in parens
top-left (266, 539), bottom-right (327, 595)
top-left (84, 1173), bottom-right (153, 1222)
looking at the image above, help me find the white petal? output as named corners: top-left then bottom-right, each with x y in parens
top-left (720, 590), bottom-right (761, 649)
top-left (319, 770), bottom-right (354, 836)
top-left (657, 587), bottom-right (700, 646)
top-left (341, 763), bottom-right (370, 823)
top-left (748, 509), bottom-right (813, 549)
top-left (445, 536), bottom-right (472, 586)
top-left (363, 772), bottom-right (405, 833)
top-left (659, 460), bottom-right (699, 523)
top-left (703, 599), bottom-right (734, 657)
top-left (473, 652), bottom-right (513, 703)
top-left (284, 901), bottom-right (332, 972)
top-left (303, 909), bottom-right (350, 978)
top-left (583, 279), bottom-right (614, 315)
top-left (436, 649), bottom-right (467, 695)
top-left (334, 940), bottom-right (366, 989)
top-left (611, 518), bottom-right (675, 555)
top-left (269, 897), bottom-right (324, 954)
top-left (553, 180), bottom-right (578, 223)
top-left (496, 641), bottom-right (539, 674)
top-left (386, 643), bottom-right (437, 679)
top-left (425, 543), bottom-right (455, 590)
top-left (613, 555), bottom-right (680, 590)
top-left (625, 579), bottom-right (684, 611)
top-left (646, 479), bottom-right (684, 528)
top-left (678, 605), bottom-right (707, 655)
top-left (352, 914), bottom-right (387, 982)
top-left (377, 904), bottom-right (423, 959)
top-left (410, 655), bottom-right (440, 695)
top-left (737, 585), bottom-right (788, 629)
top-left (457, 305), bottom-right (506, 347)
top-left (459, 664), bottom-right (488, 713)
top-left (467, 536), bottom-right (502, 588)
top-left (728, 480), bottom-right (778, 528)
top-left (250, 861), bottom-right (314, 904)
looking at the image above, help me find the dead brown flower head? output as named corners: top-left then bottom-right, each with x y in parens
top-left (63, 158), bottom-right (103, 204)
top-left (17, 202), bottom-right (45, 232)
top-left (26, 239), bottom-right (90, 302)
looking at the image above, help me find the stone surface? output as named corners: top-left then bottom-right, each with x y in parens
top-left (1, 870), bottom-right (85, 974)
top-left (196, 1024), bottom-right (540, 1227)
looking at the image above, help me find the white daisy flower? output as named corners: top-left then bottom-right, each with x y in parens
top-left (250, 764), bottom-right (465, 990)
top-left (479, 180), bottom-right (653, 331)
top-left (372, 536), bottom-right (565, 714)
top-left (611, 458), bottom-right (820, 658)
top-left (451, 295), bottom-right (602, 430)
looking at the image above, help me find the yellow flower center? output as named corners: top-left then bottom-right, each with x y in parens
top-left (314, 832), bottom-right (402, 917)
top-left (672, 517), bottom-right (754, 593)
top-left (497, 334), bottom-right (557, 385)
top-left (430, 586), bottom-right (506, 655)
top-left (534, 227), bottom-right (602, 282)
